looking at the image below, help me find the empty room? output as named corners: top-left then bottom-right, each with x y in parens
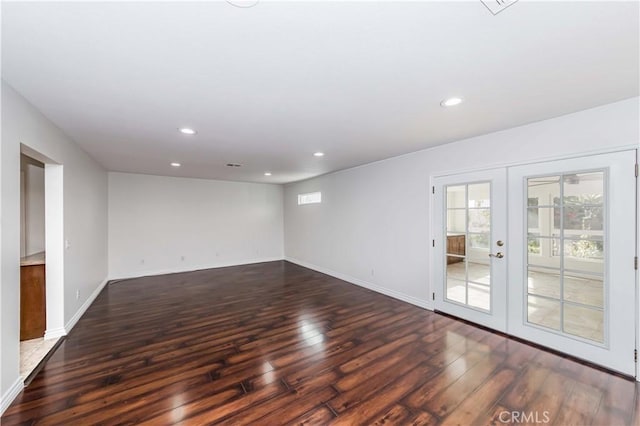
top-left (1, 1), bottom-right (639, 424)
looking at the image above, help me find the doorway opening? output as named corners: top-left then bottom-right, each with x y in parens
top-left (19, 145), bottom-right (64, 382)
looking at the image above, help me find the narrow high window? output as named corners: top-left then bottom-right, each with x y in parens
top-left (297, 192), bottom-right (321, 205)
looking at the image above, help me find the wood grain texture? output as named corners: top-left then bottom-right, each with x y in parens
top-left (2, 261), bottom-right (638, 425)
top-left (20, 263), bottom-right (46, 341)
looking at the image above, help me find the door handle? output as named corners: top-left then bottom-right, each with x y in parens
top-left (488, 252), bottom-right (504, 259)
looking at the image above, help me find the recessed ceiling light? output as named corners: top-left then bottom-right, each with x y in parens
top-left (264, 172), bottom-right (272, 176)
top-left (313, 152), bottom-right (325, 157)
top-left (440, 97), bottom-right (463, 107)
top-left (178, 127), bottom-right (197, 135)
top-left (170, 162), bottom-right (181, 167)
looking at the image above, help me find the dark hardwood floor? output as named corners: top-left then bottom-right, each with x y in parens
top-left (2, 261), bottom-right (639, 425)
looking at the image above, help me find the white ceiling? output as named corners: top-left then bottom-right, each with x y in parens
top-left (2, 1), bottom-right (638, 184)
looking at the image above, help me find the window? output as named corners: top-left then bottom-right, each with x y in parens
top-left (298, 192), bottom-right (321, 205)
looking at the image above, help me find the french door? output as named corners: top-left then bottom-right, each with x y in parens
top-left (433, 168), bottom-right (508, 331)
top-left (433, 150), bottom-right (637, 376)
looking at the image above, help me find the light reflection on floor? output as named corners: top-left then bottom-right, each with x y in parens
top-left (297, 319), bottom-right (326, 347)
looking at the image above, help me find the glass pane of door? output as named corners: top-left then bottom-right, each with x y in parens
top-left (525, 171), bottom-right (605, 343)
top-left (445, 182), bottom-right (491, 312)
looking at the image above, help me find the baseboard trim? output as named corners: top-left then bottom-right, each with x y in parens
top-left (108, 257), bottom-right (284, 282)
top-left (64, 278), bottom-right (109, 334)
top-left (1, 377), bottom-right (24, 415)
top-left (285, 257), bottom-right (432, 310)
top-left (44, 327), bottom-right (66, 340)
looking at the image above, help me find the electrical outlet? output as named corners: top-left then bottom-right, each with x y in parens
top-left (76, 290), bottom-right (80, 300)
top-left (65, 239), bottom-right (71, 250)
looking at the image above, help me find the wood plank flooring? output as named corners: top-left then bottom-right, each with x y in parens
top-left (2, 261), bottom-right (639, 425)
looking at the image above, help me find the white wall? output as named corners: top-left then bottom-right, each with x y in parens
top-left (1, 81), bottom-right (108, 411)
top-left (108, 172), bottom-right (284, 279)
top-left (283, 97), bottom-right (640, 308)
